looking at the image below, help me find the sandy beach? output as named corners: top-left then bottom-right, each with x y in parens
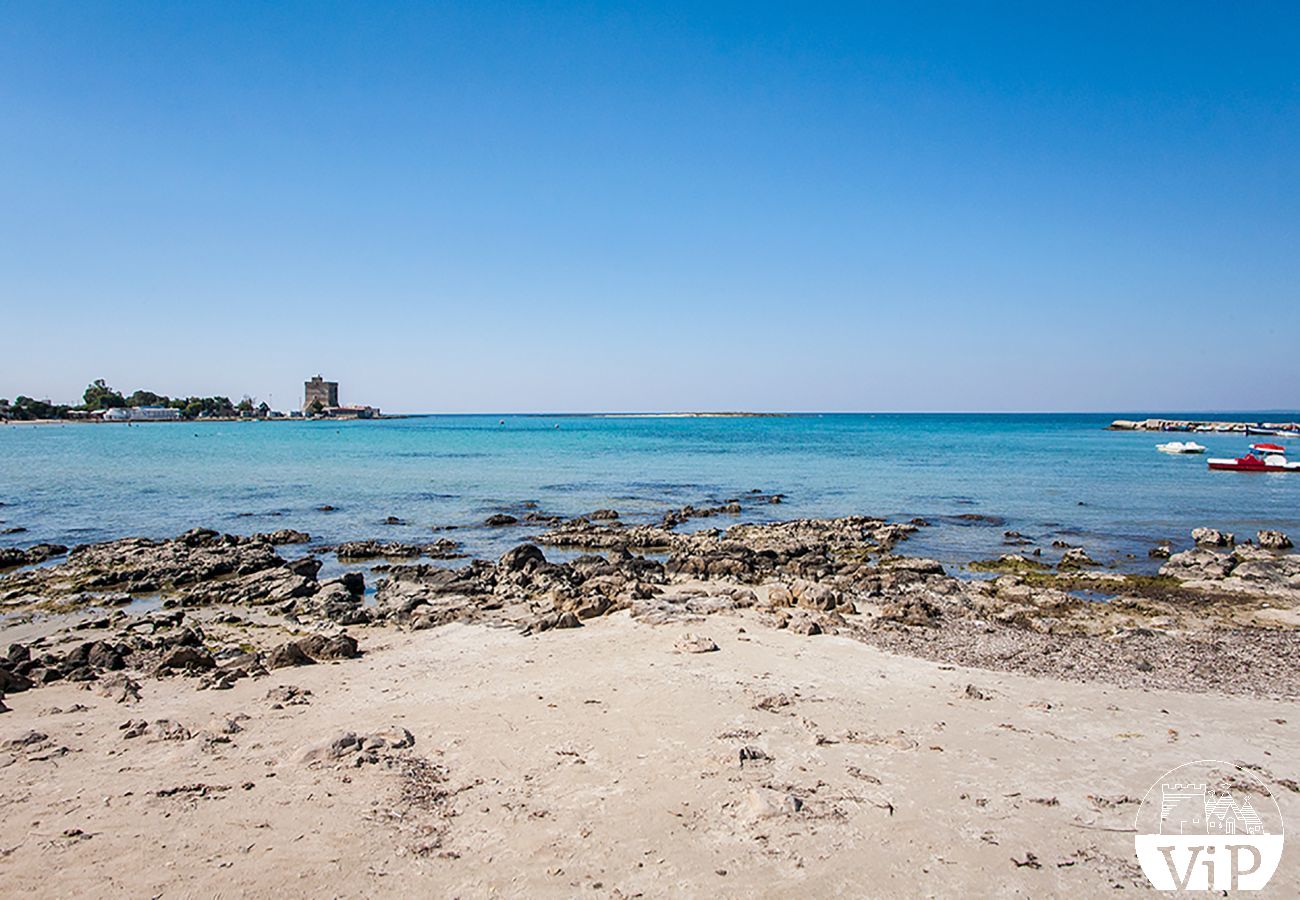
top-left (3, 610), bottom-right (1296, 897)
top-left (2, 510), bottom-right (1299, 896)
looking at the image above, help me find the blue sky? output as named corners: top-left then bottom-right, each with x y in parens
top-left (2, 2), bottom-right (1297, 413)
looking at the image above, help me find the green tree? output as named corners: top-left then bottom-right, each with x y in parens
top-left (82, 379), bottom-right (125, 410)
top-left (127, 389), bottom-right (169, 407)
top-left (308, 399), bottom-right (324, 415)
top-left (9, 395), bottom-right (69, 420)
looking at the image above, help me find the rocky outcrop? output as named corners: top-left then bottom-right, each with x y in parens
top-left (1160, 547), bottom-right (1238, 581)
top-left (0, 530), bottom-right (283, 602)
top-left (334, 539), bottom-right (462, 560)
top-left (179, 566), bottom-right (318, 607)
top-left (371, 543), bottom-right (669, 631)
top-left (252, 529), bottom-right (311, 545)
top-left (538, 519), bottom-right (680, 551)
top-left (0, 543), bottom-right (68, 569)
top-left (1158, 539), bottom-right (1300, 600)
top-left (1057, 547), bottom-right (1098, 570)
top-left (295, 575), bottom-right (369, 625)
top-left (661, 503), bottom-right (742, 528)
top-left (499, 544), bottom-right (546, 572)
top-left (300, 726), bottom-right (415, 766)
top-left (1259, 530), bottom-right (1293, 551)
top-left (1192, 528), bottom-right (1234, 547)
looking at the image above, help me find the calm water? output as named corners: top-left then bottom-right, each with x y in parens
top-left (2, 413), bottom-right (1298, 572)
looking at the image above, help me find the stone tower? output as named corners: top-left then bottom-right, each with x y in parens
top-left (303, 375), bottom-right (338, 412)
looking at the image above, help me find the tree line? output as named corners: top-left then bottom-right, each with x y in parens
top-left (1, 380), bottom-right (269, 421)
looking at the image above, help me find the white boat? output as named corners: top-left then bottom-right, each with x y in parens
top-left (1157, 441), bottom-right (1206, 454)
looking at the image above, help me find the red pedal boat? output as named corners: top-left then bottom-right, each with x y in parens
top-left (1208, 451), bottom-right (1300, 472)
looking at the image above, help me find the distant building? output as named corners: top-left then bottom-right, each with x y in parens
top-left (303, 375), bottom-right (339, 413)
top-left (323, 405), bottom-right (380, 419)
top-left (104, 406), bottom-right (181, 422)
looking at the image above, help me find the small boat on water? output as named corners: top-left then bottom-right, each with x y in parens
top-left (1246, 425), bottom-right (1300, 438)
top-left (1156, 441), bottom-right (1206, 454)
top-left (1208, 451), bottom-right (1300, 473)
top-left (1250, 442), bottom-right (1287, 455)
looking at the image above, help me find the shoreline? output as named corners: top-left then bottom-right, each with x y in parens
top-left (2, 510), bottom-right (1297, 893)
top-left (3, 512), bottom-right (1297, 695)
top-left (1, 414), bottom-right (413, 426)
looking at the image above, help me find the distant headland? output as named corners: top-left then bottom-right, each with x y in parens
top-left (0, 375), bottom-right (382, 423)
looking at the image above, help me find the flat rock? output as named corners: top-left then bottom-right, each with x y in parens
top-left (675, 634), bottom-right (719, 653)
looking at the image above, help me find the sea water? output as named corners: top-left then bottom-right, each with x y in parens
top-left (2, 413), bottom-right (1298, 572)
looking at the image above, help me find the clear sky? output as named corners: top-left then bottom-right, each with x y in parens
top-left (2, 2), bottom-right (1297, 413)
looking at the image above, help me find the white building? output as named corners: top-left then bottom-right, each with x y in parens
top-left (104, 406), bottom-right (181, 422)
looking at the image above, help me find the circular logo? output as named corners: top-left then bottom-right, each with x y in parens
top-left (1134, 759), bottom-right (1285, 891)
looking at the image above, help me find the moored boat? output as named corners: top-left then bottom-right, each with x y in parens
top-left (1208, 452), bottom-right (1300, 472)
top-left (1250, 442), bottom-right (1287, 455)
top-left (1157, 441), bottom-right (1206, 454)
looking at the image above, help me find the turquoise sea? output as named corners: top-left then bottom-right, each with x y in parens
top-left (3, 413), bottom-right (1299, 573)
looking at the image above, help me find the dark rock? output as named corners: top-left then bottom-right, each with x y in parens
top-left (484, 513), bottom-right (519, 527)
top-left (254, 529), bottom-right (311, 545)
top-left (4, 730), bottom-right (47, 748)
top-left (296, 633), bottom-right (359, 660)
top-left (880, 557), bottom-right (946, 575)
top-left (0, 668), bottom-right (33, 693)
top-left (287, 556), bottom-right (323, 578)
top-left (878, 596), bottom-right (941, 627)
top-left (267, 642), bottom-right (315, 669)
top-left (788, 618), bottom-right (823, 636)
top-left (158, 646), bottom-right (216, 672)
top-left (179, 527), bottom-right (219, 547)
top-left (86, 642), bottom-right (126, 671)
top-left (499, 544), bottom-right (546, 572)
top-left (0, 542), bottom-right (67, 568)
top-left (590, 509), bottom-right (620, 520)
top-left (336, 541), bottom-right (424, 560)
top-left (0, 532), bottom-right (285, 603)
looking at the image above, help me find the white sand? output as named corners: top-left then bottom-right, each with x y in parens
top-left (1, 611), bottom-right (1297, 897)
